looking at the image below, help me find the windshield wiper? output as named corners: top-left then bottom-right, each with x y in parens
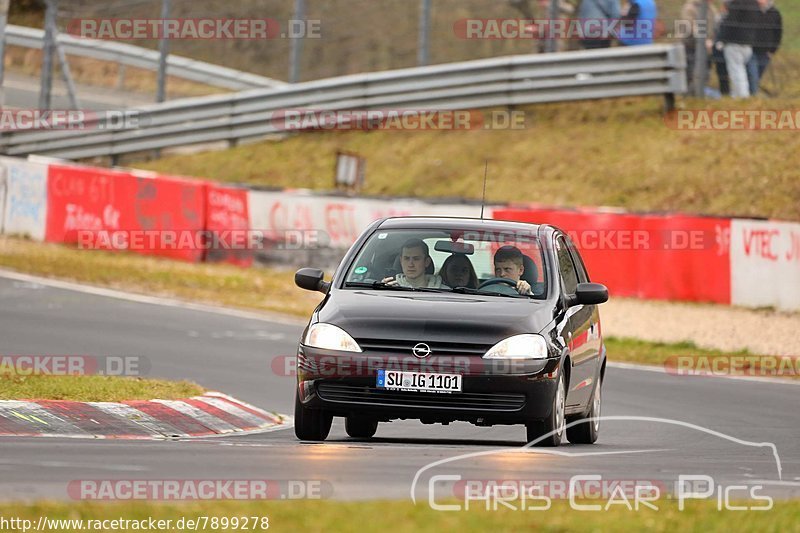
top-left (343, 281), bottom-right (446, 293)
top-left (451, 286), bottom-right (527, 298)
top-left (450, 286), bottom-right (480, 294)
top-left (344, 281), bottom-right (399, 289)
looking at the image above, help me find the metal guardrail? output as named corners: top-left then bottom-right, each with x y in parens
top-left (5, 24), bottom-right (286, 91)
top-left (0, 44), bottom-right (686, 160)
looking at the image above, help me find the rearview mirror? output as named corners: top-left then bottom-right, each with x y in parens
top-left (573, 283), bottom-right (608, 306)
top-left (295, 268), bottom-right (330, 294)
top-left (434, 240), bottom-right (475, 255)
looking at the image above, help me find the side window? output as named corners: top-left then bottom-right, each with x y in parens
top-left (556, 237), bottom-right (579, 295)
top-left (565, 238), bottom-right (589, 283)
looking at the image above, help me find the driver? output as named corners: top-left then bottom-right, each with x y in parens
top-left (493, 245), bottom-right (533, 295)
top-left (382, 238), bottom-right (446, 288)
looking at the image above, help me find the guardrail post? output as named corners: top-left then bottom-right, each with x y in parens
top-left (0, 0), bottom-right (9, 106)
top-left (417, 0), bottom-right (431, 66)
top-left (54, 29), bottom-right (80, 109)
top-left (664, 93), bottom-right (676, 113)
top-left (546, 0), bottom-right (559, 53)
top-left (288, 0), bottom-right (306, 83)
top-left (692, 0), bottom-right (709, 98)
top-left (117, 64), bottom-right (126, 91)
top-left (38, 0), bottom-right (57, 110)
top-left (156, 0), bottom-right (171, 103)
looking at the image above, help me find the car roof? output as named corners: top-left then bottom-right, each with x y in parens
top-left (376, 216), bottom-right (549, 234)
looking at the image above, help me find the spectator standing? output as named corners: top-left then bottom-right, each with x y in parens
top-left (681, 0), bottom-right (721, 93)
top-left (747, 0), bottom-right (782, 95)
top-left (618, 0), bottom-right (659, 46)
top-left (578, 0), bottom-right (621, 49)
top-left (712, 1), bottom-right (730, 95)
top-left (716, 0), bottom-right (761, 98)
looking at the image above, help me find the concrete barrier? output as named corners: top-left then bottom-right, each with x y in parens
top-left (0, 153), bottom-right (795, 310)
top-left (0, 157), bottom-right (49, 241)
top-left (730, 219), bottom-right (800, 311)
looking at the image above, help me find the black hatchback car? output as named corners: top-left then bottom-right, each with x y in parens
top-left (293, 217), bottom-right (608, 446)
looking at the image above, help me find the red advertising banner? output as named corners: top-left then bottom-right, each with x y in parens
top-left (133, 173), bottom-right (205, 262)
top-left (204, 184), bottom-right (253, 267)
top-left (46, 164), bottom-right (138, 244)
top-left (492, 207), bottom-right (731, 304)
top-left (46, 165), bottom-right (205, 262)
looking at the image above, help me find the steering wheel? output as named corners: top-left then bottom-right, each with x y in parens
top-left (477, 277), bottom-right (519, 292)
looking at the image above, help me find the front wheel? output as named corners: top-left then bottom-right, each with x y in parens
top-left (294, 391), bottom-right (332, 441)
top-left (525, 371), bottom-right (565, 447)
top-left (566, 374), bottom-right (601, 444)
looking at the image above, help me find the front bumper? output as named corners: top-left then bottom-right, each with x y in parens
top-left (296, 345), bottom-right (561, 425)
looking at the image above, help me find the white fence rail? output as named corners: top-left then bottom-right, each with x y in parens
top-left (5, 24), bottom-right (285, 91)
top-left (0, 44), bottom-right (687, 160)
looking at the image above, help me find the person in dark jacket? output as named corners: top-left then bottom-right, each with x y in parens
top-left (746, 0), bottom-right (782, 95)
top-left (716, 0), bottom-right (761, 97)
top-left (712, 1), bottom-right (730, 95)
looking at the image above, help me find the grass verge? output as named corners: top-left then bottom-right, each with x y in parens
top-left (604, 336), bottom-right (799, 379)
top-left (604, 336), bottom-right (747, 366)
top-left (0, 237), bottom-right (322, 319)
top-left (1, 499), bottom-right (798, 532)
top-left (0, 374), bottom-right (205, 402)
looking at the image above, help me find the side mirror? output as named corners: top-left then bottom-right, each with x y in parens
top-left (572, 283), bottom-right (609, 306)
top-left (295, 268), bottom-right (331, 294)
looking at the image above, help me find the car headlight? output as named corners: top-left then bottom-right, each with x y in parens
top-left (483, 334), bottom-right (549, 360)
top-left (303, 323), bottom-right (362, 352)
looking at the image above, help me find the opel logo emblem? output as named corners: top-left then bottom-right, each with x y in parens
top-left (412, 343), bottom-right (432, 359)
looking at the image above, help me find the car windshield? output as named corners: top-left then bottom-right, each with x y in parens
top-left (342, 228), bottom-right (547, 299)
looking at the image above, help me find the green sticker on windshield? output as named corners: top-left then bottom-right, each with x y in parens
top-left (354, 266), bottom-right (368, 275)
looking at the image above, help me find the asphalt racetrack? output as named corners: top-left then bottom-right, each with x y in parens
top-left (1, 273), bottom-right (798, 503)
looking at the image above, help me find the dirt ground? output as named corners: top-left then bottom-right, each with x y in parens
top-left (602, 298), bottom-right (800, 356)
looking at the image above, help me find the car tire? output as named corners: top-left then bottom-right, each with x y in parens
top-left (566, 374), bottom-right (601, 444)
top-left (525, 371), bottom-right (565, 447)
top-left (294, 391), bottom-right (332, 441)
top-left (345, 416), bottom-right (378, 439)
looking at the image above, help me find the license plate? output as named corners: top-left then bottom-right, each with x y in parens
top-left (376, 370), bottom-right (462, 393)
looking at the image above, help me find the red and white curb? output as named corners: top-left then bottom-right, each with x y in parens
top-left (0, 392), bottom-right (291, 439)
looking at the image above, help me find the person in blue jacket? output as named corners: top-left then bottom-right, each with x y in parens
top-left (618, 0), bottom-right (659, 46)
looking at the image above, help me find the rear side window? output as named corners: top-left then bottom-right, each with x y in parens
top-left (556, 237), bottom-right (579, 295)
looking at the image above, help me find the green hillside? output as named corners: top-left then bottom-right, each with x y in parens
top-left (139, 97), bottom-right (800, 221)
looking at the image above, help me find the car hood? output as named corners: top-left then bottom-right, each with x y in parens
top-left (316, 289), bottom-right (555, 345)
